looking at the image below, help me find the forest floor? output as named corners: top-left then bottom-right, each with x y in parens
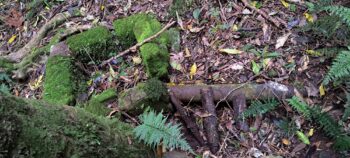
top-left (1, 0), bottom-right (350, 157)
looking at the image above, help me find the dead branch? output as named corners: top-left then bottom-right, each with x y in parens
top-left (241, 0), bottom-right (287, 28)
top-left (169, 91), bottom-right (205, 146)
top-left (201, 87), bottom-right (219, 154)
top-left (232, 93), bottom-right (249, 132)
top-left (100, 21), bottom-right (176, 67)
top-left (6, 11), bottom-right (77, 62)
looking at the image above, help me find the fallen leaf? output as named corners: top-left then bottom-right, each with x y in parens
top-left (190, 63), bottom-right (197, 80)
top-left (219, 48), bottom-right (242, 55)
top-left (8, 35), bottom-right (17, 44)
top-left (100, 5), bottom-right (105, 11)
top-left (275, 32), bottom-right (292, 49)
top-left (232, 24), bottom-right (239, 32)
top-left (304, 12), bottom-right (314, 23)
top-left (109, 64), bottom-right (116, 78)
top-left (170, 61), bottom-right (183, 71)
top-left (132, 56), bottom-right (142, 65)
top-left (296, 131), bottom-right (310, 145)
top-left (280, 0), bottom-right (290, 8)
top-left (189, 26), bottom-right (204, 33)
top-left (308, 128), bottom-right (314, 136)
top-left (4, 8), bottom-right (24, 27)
top-left (282, 138), bottom-right (291, 145)
top-left (185, 47), bottom-right (191, 57)
top-left (29, 75), bottom-right (43, 90)
top-left (176, 11), bottom-right (185, 30)
top-left (306, 50), bottom-right (321, 56)
top-left (319, 84), bottom-right (325, 96)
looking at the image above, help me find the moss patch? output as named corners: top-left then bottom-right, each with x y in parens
top-left (0, 94), bottom-right (153, 158)
top-left (43, 55), bottom-right (75, 105)
top-left (85, 89), bottom-right (116, 116)
top-left (140, 43), bottom-right (169, 78)
top-left (66, 26), bottom-right (113, 63)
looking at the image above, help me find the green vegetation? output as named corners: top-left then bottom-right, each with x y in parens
top-left (67, 26), bottom-right (113, 63)
top-left (0, 93), bottom-right (153, 158)
top-left (43, 55), bottom-right (75, 105)
top-left (134, 110), bottom-right (193, 153)
top-left (240, 99), bottom-right (279, 118)
top-left (84, 88), bottom-right (116, 116)
top-left (113, 13), bottom-right (170, 78)
top-left (168, 0), bottom-right (194, 17)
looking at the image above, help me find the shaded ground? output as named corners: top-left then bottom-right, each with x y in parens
top-left (1, 0), bottom-right (350, 157)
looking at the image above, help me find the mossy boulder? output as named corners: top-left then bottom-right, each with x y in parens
top-left (118, 78), bottom-right (170, 113)
top-left (113, 14), bottom-right (170, 79)
top-left (43, 55), bottom-right (75, 105)
top-left (0, 93), bottom-right (154, 158)
top-left (85, 88), bottom-right (116, 116)
top-left (66, 26), bottom-right (113, 63)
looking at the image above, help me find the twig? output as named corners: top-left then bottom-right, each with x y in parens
top-left (100, 21), bottom-right (176, 67)
top-left (241, 0), bottom-right (287, 28)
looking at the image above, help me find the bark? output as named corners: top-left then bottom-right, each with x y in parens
top-left (232, 93), bottom-right (249, 132)
top-left (200, 88), bottom-right (220, 154)
top-left (169, 91), bottom-right (205, 146)
top-left (0, 93), bottom-right (153, 158)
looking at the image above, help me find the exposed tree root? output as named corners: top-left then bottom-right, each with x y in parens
top-left (201, 87), bottom-right (220, 154)
top-left (6, 11), bottom-right (79, 62)
top-left (169, 91), bottom-right (205, 146)
top-left (232, 93), bottom-right (249, 132)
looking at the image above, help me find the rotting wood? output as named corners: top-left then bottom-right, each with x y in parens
top-left (100, 21), bottom-right (176, 67)
top-left (232, 93), bottom-right (249, 132)
top-left (201, 87), bottom-right (220, 154)
top-left (169, 91), bottom-right (205, 146)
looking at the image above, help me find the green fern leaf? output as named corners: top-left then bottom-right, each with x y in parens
top-left (309, 106), bottom-right (342, 138)
top-left (133, 110), bottom-right (193, 153)
top-left (334, 135), bottom-right (350, 151)
top-left (241, 99), bottom-right (279, 118)
top-left (324, 5), bottom-right (350, 27)
top-left (287, 96), bottom-right (311, 120)
top-left (323, 49), bottom-right (350, 85)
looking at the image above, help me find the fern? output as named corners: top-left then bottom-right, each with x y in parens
top-left (133, 110), bottom-right (193, 153)
top-left (334, 135), bottom-right (350, 151)
top-left (342, 91), bottom-right (350, 121)
top-left (241, 99), bottom-right (279, 118)
top-left (309, 106), bottom-right (343, 137)
top-left (287, 96), bottom-right (311, 120)
top-left (323, 5), bottom-right (350, 27)
top-left (323, 49), bottom-right (350, 85)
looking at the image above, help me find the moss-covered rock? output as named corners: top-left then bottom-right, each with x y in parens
top-left (0, 93), bottom-right (153, 158)
top-left (140, 43), bottom-right (169, 78)
top-left (85, 88), bottom-right (116, 116)
top-left (66, 26), bottom-right (113, 63)
top-left (118, 78), bottom-right (170, 113)
top-left (43, 55), bottom-right (75, 105)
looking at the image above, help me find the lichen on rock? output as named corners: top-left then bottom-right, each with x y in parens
top-left (43, 55), bottom-right (75, 105)
top-left (66, 26), bottom-right (113, 63)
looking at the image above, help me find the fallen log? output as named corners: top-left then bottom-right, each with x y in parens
top-left (201, 88), bottom-right (220, 154)
top-left (118, 81), bottom-right (306, 111)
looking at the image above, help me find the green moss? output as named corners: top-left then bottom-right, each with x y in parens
top-left (85, 89), bottom-right (116, 116)
top-left (118, 79), bottom-right (170, 114)
top-left (168, 0), bottom-right (194, 17)
top-left (0, 93), bottom-right (153, 158)
top-left (0, 57), bottom-right (15, 72)
top-left (133, 18), bottom-right (169, 45)
top-left (140, 43), bottom-right (169, 78)
top-left (43, 56), bottom-right (75, 105)
top-left (66, 26), bottom-right (113, 63)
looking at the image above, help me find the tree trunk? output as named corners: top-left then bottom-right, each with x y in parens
top-left (0, 93), bottom-right (154, 158)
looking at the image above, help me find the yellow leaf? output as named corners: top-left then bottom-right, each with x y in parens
top-left (166, 82), bottom-right (176, 86)
top-left (8, 35), bottom-right (16, 44)
top-left (87, 79), bottom-right (93, 86)
top-left (308, 128), bottom-right (314, 136)
top-left (319, 84), bottom-right (325, 96)
top-left (304, 13), bottom-right (314, 23)
top-left (282, 138), bottom-right (291, 145)
top-left (219, 48), bottom-right (242, 55)
top-left (232, 24), bottom-right (239, 32)
top-left (100, 5), bottom-right (105, 11)
top-left (29, 75), bottom-right (43, 90)
top-left (306, 50), bottom-right (321, 56)
top-left (185, 47), bottom-right (191, 57)
top-left (280, 0), bottom-right (289, 8)
top-left (251, 1), bottom-right (258, 8)
top-left (109, 64), bottom-right (116, 78)
top-left (190, 63), bottom-right (197, 80)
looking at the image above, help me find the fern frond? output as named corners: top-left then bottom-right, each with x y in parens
top-left (309, 106), bottom-right (342, 138)
top-left (323, 5), bottom-right (350, 27)
top-left (303, 15), bottom-right (342, 38)
top-left (287, 96), bottom-right (311, 120)
top-left (342, 90), bottom-right (350, 121)
top-left (334, 135), bottom-right (350, 151)
top-left (323, 49), bottom-right (350, 85)
top-left (133, 110), bottom-right (193, 153)
top-left (316, 47), bottom-right (347, 58)
top-left (241, 99), bottom-right (279, 118)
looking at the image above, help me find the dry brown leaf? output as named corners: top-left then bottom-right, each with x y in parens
top-left (4, 8), bottom-right (24, 27)
top-left (275, 32), bottom-right (292, 49)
